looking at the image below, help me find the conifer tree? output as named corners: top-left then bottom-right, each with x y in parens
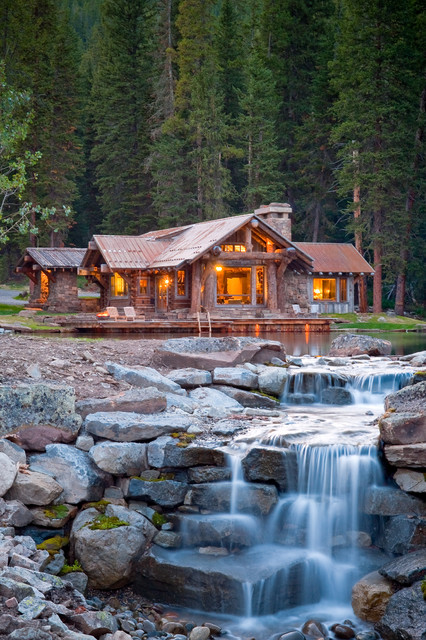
top-left (89, 0), bottom-right (155, 235)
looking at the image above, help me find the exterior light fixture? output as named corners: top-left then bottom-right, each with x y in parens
top-left (215, 266), bottom-right (223, 272)
top-left (164, 278), bottom-right (170, 285)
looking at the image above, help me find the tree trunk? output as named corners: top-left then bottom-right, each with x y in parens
top-left (373, 209), bottom-right (382, 313)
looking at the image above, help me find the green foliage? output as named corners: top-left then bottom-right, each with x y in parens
top-left (82, 499), bottom-right (110, 513)
top-left (152, 511), bottom-right (168, 528)
top-left (37, 535), bottom-right (69, 556)
top-left (87, 514), bottom-right (129, 530)
top-left (43, 504), bottom-right (69, 520)
top-left (60, 560), bottom-right (83, 574)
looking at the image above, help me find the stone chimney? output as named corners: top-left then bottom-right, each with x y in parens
top-left (254, 203), bottom-right (292, 240)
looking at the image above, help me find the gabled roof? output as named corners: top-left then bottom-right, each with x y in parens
top-left (18, 248), bottom-right (86, 269)
top-left (88, 236), bottom-right (170, 270)
top-left (294, 243), bottom-right (374, 274)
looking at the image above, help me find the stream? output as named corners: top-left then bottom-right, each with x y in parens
top-left (138, 362), bottom-right (415, 639)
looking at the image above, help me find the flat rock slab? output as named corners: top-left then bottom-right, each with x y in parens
top-left (258, 367), bottom-right (289, 397)
top-left (212, 367), bottom-right (258, 389)
top-left (189, 387), bottom-right (242, 410)
top-left (241, 447), bottom-right (297, 492)
top-left (394, 469), bottom-right (426, 493)
top-left (135, 544), bottom-right (310, 615)
top-left (167, 369), bottom-right (212, 388)
top-left (363, 486), bottom-right (426, 517)
top-left (379, 412), bottom-right (426, 445)
top-left (105, 362), bottom-right (185, 395)
top-left (379, 549), bottom-right (426, 585)
top-left (126, 478), bottom-right (188, 507)
top-left (84, 411), bottom-right (192, 442)
top-left (375, 580), bottom-right (426, 640)
top-left (189, 481), bottom-right (278, 516)
top-left (6, 424), bottom-right (77, 451)
top-left (5, 470), bottom-right (63, 506)
top-left (29, 444), bottom-right (112, 504)
top-left (212, 385), bottom-right (279, 409)
top-left (76, 387), bottom-right (167, 419)
top-left (89, 442), bottom-right (148, 475)
top-left (0, 383), bottom-right (81, 436)
top-left (147, 436), bottom-right (226, 468)
top-left (383, 443), bottom-right (426, 469)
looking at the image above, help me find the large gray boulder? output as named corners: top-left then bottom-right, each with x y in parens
top-left (176, 513), bottom-right (261, 548)
top-left (0, 452), bottom-right (17, 497)
top-left (258, 367), bottom-right (289, 397)
top-left (89, 442), bottom-right (148, 476)
top-left (76, 387), bottom-right (167, 419)
top-left (0, 383), bottom-right (81, 436)
top-left (5, 470), bottom-right (63, 506)
top-left (0, 498), bottom-right (33, 527)
top-left (385, 382), bottom-right (426, 413)
top-left (328, 333), bottom-right (392, 357)
top-left (147, 435), bottom-right (226, 468)
top-left (84, 411), bottom-right (192, 442)
top-left (29, 444), bottom-right (112, 504)
top-left (166, 369), bottom-right (212, 388)
top-left (105, 362), bottom-right (185, 395)
top-left (241, 447), bottom-right (297, 492)
top-left (375, 580), bottom-right (426, 640)
top-left (71, 504), bottom-right (155, 589)
top-left (212, 367), bottom-right (258, 389)
top-left (375, 515), bottom-right (426, 555)
top-left (320, 387), bottom-right (353, 405)
top-left (188, 387), bottom-right (242, 411)
top-left (156, 337), bottom-right (286, 370)
top-left (126, 477), bottom-right (188, 507)
top-left (379, 412), bottom-right (426, 445)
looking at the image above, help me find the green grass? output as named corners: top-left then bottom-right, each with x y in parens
top-left (0, 304), bottom-right (25, 315)
top-left (326, 313), bottom-right (426, 331)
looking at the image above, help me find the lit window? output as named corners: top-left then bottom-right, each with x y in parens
top-left (176, 270), bottom-right (186, 297)
top-left (110, 273), bottom-right (128, 297)
top-left (340, 278), bottom-right (347, 302)
top-left (313, 278), bottom-right (336, 300)
top-left (217, 267), bottom-right (251, 305)
top-left (220, 244), bottom-right (246, 252)
top-left (139, 278), bottom-right (149, 295)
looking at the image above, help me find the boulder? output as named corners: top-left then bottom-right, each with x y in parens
top-left (126, 477), bottom-right (188, 507)
top-left (188, 387), bottom-right (242, 411)
top-left (188, 467), bottom-right (231, 483)
top-left (166, 369), bottom-right (212, 388)
top-left (189, 482), bottom-right (278, 516)
top-left (0, 383), bottom-right (81, 436)
top-left (363, 486), bottom-right (426, 517)
top-left (0, 452), bottom-right (17, 497)
top-left (212, 385), bottom-right (279, 409)
top-left (379, 549), bottom-right (426, 586)
top-left (69, 610), bottom-right (118, 636)
top-left (320, 387), bottom-right (353, 405)
top-left (383, 443), bottom-right (426, 468)
top-left (241, 447), bottom-right (297, 492)
top-left (385, 381), bottom-right (426, 413)
top-left (156, 337), bottom-right (286, 370)
top-left (375, 580), bottom-right (426, 640)
top-left (29, 444), bottom-right (112, 504)
top-left (176, 513), bottom-right (261, 548)
top-left (351, 570), bottom-right (395, 623)
top-left (76, 387), bottom-right (167, 419)
top-left (4, 424), bottom-right (76, 451)
top-left (0, 499), bottom-right (33, 527)
top-left (258, 367), bottom-right (289, 397)
top-left (379, 412), bottom-right (426, 445)
top-left (30, 504), bottom-right (77, 528)
top-left (89, 442), bottom-right (147, 476)
top-left (376, 515), bottom-right (426, 555)
top-left (105, 362), bottom-right (185, 395)
top-left (71, 504), bottom-right (154, 589)
top-left (84, 411), bottom-right (191, 442)
top-left (328, 334), bottom-right (392, 357)
top-left (165, 393), bottom-right (198, 413)
top-left (212, 367), bottom-right (258, 389)
top-left (394, 469), bottom-right (426, 494)
top-left (0, 440), bottom-right (26, 465)
top-left (5, 470), bottom-right (63, 506)
top-left (147, 436), bottom-right (225, 468)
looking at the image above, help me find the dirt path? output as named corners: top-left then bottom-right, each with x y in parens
top-left (0, 333), bottom-right (166, 400)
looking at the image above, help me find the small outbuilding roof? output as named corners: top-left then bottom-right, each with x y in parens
top-left (21, 248), bottom-right (86, 269)
top-left (294, 243), bottom-right (374, 274)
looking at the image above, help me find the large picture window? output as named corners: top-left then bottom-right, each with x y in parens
top-left (110, 273), bottom-right (128, 297)
top-left (217, 267), bottom-right (251, 304)
top-left (313, 278), bottom-right (336, 301)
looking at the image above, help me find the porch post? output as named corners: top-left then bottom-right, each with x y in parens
top-left (277, 258), bottom-right (289, 310)
top-left (251, 267), bottom-right (257, 305)
top-left (190, 261), bottom-right (202, 313)
top-left (267, 261), bottom-right (278, 311)
top-left (203, 261), bottom-right (216, 310)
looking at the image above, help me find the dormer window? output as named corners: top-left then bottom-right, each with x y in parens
top-left (221, 244), bottom-right (246, 252)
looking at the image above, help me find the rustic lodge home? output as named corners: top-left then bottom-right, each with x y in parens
top-left (17, 203), bottom-right (374, 318)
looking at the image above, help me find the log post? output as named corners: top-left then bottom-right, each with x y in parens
top-left (267, 261), bottom-right (278, 311)
top-left (202, 261), bottom-right (216, 311)
top-left (190, 261), bottom-right (202, 313)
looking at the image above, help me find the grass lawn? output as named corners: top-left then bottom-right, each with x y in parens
top-left (326, 312), bottom-right (426, 331)
top-left (0, 304), bottom-right (77, 331)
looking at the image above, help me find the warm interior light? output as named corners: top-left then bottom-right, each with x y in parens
top-left (164, 278), bottom-right (170, 285)
top-left (215, 266), bottom-right (223, 272)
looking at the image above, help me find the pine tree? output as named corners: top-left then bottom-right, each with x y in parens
top-left (89, 0), bottom-right (155, 235)
top-left (331, 0), bottom-right (423, 312)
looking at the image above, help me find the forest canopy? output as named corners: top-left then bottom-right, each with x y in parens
top-left (0, 0), bottom-right (424, 312)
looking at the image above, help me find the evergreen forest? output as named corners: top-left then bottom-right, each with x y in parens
top-left (0, 0), bottom-right (424, 313)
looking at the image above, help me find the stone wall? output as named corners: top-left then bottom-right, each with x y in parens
top-left (279, 269), bottom-right (309, 313)
top-left (45, 270), bottom-right (81, 313)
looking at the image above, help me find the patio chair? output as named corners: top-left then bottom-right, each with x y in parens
top-left (292, 304), bottom-right (302, 315)
top-left (106, 306), bottom-right (120, 320)
top-left (123, 306), bottom-right (145, 321)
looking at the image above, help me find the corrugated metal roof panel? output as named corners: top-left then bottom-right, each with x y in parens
top-left (148, 214), bottom-right (254, 268)
top-left (93, 235), bottom-right (169, 270)
top-left (26, 248), bottom-right (86, 268)
top-left (294, 243), bottom-right (374, 274)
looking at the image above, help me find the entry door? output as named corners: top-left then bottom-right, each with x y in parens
top-left (155, 276), bottom-right (168, 311)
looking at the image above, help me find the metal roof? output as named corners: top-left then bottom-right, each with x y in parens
top-left (92, 235), bottom-right (169, 270)
top-left (24, 248), bottom-right (86, 269)
top-left (294, 243), bottom-right (374, 274)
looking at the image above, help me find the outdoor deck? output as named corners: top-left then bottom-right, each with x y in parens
top-left (55, 314), bottom-right (332, 334)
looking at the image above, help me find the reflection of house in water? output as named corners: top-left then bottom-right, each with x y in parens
top-left (16, 203), bottom-right (374, 316)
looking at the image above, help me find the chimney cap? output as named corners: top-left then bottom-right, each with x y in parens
top-left (254, 202), bottom-right (292, 216)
